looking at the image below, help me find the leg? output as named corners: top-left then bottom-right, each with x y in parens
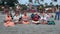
top-left (58, 14), bottom-right (59, 20)
top-left (55, 14), bottom-right (57, 20)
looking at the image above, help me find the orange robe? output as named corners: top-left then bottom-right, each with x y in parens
top-left (22, 15), bottom-right (29, 24)
top-left (4, 21), bottom-right (14, 27)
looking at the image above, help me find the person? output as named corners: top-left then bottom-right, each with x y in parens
top-left (47, 15), bottom-right (55, 25)
top-left (13, 13), bottom-right (20, 24)
top-left (32, 12), bottom-right (40, 25)
top-left (10, 11), bottom-right (15, 20)
top-left (55, 8), bottom-right (60, 20)
top-left (40, 12), bottom-right (50, 24)
top-left (18, 13), bottom-right (22, 24)
top-left (3, 7), bottom-right (8, 14)
top-left (29, 8), bottom-right (36, 13)
top-left (48, 15), bottom-right (54, 22)
top-left (22, 13), bottom-right (29, 24)
top-left (31, 12), bottom-right (35, 19)
top-left (4, 20), bottom-right (15, 27)
top-left (5, 13), bottom-right (12, 21)
top-left (16, 5), bottom-right (20, 14)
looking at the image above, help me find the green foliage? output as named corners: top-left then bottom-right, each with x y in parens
top-left (21, 5), bottom-right (27, 11)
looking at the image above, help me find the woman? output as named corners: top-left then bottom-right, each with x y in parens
top-left (22, 13), bottom-right (29, 24)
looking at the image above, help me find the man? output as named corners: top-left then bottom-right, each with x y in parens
top-left (55, 8), bottom-right (60, 20)
top-left (32, 12), bottom-right (40, 25)
top-left (22, 13), bottom-right (29, 24)
top-left (31, 12), bottom-right (35, 19)
top-left (13, 13), bottom-right (20, 24)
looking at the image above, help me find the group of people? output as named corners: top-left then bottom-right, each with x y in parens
top-left (4, 11), bottom-right (55, 27)
top-left (3, 4), bottom-right (60, 27)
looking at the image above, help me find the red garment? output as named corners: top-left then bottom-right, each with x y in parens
top-left (33, 15), bottom-right (39, 21)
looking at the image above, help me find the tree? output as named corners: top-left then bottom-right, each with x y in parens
top-left (50, 2), bottom-right (54, 7)
top-left (2, 0), bottom-right (19, 7)
top-left (29, 0), bottom-right (32, 3)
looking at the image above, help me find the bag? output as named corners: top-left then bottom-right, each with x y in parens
top-left (48, 21), bottom-right (55, 25)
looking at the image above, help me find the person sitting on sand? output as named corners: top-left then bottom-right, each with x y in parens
top-left (13, 13), bottom-right (20, 24)
top-left (32, 12), bottom-right (40, 25)
top-left (22, 13), bottom-right (29, 24)
top-left (40, 12), bottom-right (50, 24)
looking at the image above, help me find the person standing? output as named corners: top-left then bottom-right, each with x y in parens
top-left (55, 8), bottom-right (60, 20)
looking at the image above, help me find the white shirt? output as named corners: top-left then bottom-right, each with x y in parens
top-left (40, 14), bottom-right (50, 21)
top-left (13, 16), bottom-right (20, 22)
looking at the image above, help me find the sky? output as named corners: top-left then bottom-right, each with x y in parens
top-left (17, 0), bottom-right (60, 5)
